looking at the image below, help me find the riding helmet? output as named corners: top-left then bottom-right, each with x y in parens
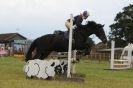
top-left (83, 11), bottom-right (90, 18)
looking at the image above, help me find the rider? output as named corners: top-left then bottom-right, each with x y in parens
top-left (65, 11), bottom-right (90, 31)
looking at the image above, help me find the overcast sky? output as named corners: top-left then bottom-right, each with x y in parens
top-left (0, 0), bottom-right (132, 43)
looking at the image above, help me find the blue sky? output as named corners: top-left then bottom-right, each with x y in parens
top-left (0, 0), bottom-right (132, 43)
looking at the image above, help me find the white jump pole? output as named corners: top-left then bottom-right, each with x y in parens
top-left (127, 43), bottom-right (132, 68)
top-left (67, 14), bottom-right (73, 78)
top-left (110, 40), bottom-right (115, 69)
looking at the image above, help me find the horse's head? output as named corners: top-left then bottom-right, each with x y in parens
top-left (86, 21), bottom-right (107, 44)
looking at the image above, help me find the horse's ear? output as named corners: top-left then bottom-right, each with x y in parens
top-left (102, 24), bottom-right (105, 27)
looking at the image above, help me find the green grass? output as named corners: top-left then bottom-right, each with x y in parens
top-left (0, 57), bottom-right (133, 88)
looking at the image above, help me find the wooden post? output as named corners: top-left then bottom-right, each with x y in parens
top-left (127, 43), bottom-right (132, 68)
top-left (110, 40), bottom-right (115, 69)
top-left (67, 14), bottom-right (73, 78)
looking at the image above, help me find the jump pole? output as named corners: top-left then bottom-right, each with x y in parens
top-left (67, 14), bottom-right (73, 78)
top-left (127, 43), bottom-right (132, 68)
top-left (110, 40), bottom-right (115, 69)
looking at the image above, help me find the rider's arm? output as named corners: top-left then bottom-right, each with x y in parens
top-left (74, 15), bottom-right (86, 29)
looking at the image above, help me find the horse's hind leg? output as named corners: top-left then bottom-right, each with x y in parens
top-left (32, 51), bottom-right (51, 60)
top-left (40, 51), bottom-right (51, 60)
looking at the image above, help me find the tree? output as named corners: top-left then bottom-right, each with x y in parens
top-left (109, 4), bottom-right (133, 47)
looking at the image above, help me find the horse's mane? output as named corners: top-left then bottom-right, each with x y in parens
top-left (86, 21), bottom-right (98, 27)
top-left (86, 21), bottom-right (103, 28)
top-left (74, 21), bottom-right (98, 31)
top-left (73, 21), bottom-right (99, 32)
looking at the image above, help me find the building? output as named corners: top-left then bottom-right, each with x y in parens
top-left (0, 33), bottom-right (27, 55)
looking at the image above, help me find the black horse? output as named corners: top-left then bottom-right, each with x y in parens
top-left (25, 21), bottom-right (107, 61)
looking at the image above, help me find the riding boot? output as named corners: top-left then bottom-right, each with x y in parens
top-left (64, 31), bottom-right (69, 39)
top-left (72, 38), bottom-right (75, 44)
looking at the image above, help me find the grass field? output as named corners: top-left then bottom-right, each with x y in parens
top-left (0, 57), bottom-right (133, 88)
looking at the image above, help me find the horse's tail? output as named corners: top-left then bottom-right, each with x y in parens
top-left (25, 39), bottom-right (37, 62)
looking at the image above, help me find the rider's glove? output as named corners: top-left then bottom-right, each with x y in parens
top-left (72, 25), bottom-right (77, 29)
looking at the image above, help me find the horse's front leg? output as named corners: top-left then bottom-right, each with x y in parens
top-left (75, 42), bottom-right (86, 50)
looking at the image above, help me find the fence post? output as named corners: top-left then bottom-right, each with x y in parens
top-left (67, 14), bottom-right (73, 78)
top-left (128, 43), bottom-right (132, 68)
top-left (110, 40), bottom-right (115, 69)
